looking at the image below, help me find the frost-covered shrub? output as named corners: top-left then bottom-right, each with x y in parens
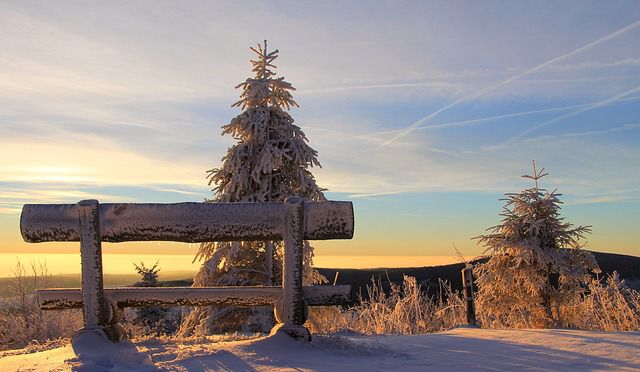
top-left (562, 272), bottom-right (640, 331)
top-left (474, 271), bottom-right (640, 331)
top-left (0, 260), bottom-right (81, 351)
top-left (473, 162), bottom-right (599, 328)
top-left (306, 276), bottom-right (466, 335)
top-left (126, 262), bottom-right (180, 337)
top-left (180, 41), bottom-right (327, 336)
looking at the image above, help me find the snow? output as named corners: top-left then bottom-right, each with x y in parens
top-left (21, 201), bottom-right (353, 243)
top-left (2, 328), bottom-right (639, 371)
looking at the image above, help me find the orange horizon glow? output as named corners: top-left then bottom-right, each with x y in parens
top-left (0, 253), bottom-right (468, 278)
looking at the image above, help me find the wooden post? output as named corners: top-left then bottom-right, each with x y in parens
top-left (462, 266), bottom-right (477, 326)
top-left (78, 199), bottom-right (106, 329)
top-left (72, 200), bottom-right (111, 354)
top-left (273, 196), bottom-right (310, 340)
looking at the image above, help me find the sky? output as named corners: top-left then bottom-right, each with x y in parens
top-left (0, 1), bottom-right (639, 272)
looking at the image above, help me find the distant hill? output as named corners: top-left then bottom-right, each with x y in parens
top-left (155, 251), bottom-right (639, 299)
top-left (316, 251), bottom-right (640, 300)
top-left (589, 251), bottom-right (640, 280)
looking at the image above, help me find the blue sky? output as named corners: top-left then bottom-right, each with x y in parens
top-left (0, 1), bottom-right (639, 262)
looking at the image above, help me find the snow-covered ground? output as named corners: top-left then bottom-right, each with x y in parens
top-left (1, 328), bottom-right (639, 371)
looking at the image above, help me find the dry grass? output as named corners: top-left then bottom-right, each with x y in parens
top-left (307, 275), bottom-right (467, 335)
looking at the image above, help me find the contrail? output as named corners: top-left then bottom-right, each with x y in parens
top-left (298, 81), bottom-right (458, 95)
top-left (532, 123), bottom-right (640, 140)
top-left (374, 95), bottom-right (640, 137)
top-left (505, 84), bottom-right (640, 144)
top-left (414, 97), bottom-right (640, 131)
top-left (382, 18), bottom-right (640, 146)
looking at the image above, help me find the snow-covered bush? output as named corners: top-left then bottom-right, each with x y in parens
top-left (473, 270), bottom-right (640, 331)
top-left (180, 41), bottom-right (327, 336)
top-left (0, 260), bottom-right (81, 351)
top-left (473, 162), bottom-right (599, 328)
top-left (563, 272), bottom-right (640, 331)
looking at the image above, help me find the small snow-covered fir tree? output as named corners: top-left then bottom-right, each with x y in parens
top-left (131, 262), bottom-right (179, 336)
top-left (473, 162), bottom-right (599, 328)
top-left (179, 41), bottom-right (326, 336)
top-left (133, 261), bottom-right (160, 287)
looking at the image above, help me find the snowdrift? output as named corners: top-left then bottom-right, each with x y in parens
top-left (1, 328), bottom-right (639, 371)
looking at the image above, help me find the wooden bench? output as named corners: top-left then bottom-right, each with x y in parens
top-left (20, 196), bottom-right (354, 352)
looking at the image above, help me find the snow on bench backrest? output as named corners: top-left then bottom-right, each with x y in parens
top-left (21, 200), bottom-right (354, 243)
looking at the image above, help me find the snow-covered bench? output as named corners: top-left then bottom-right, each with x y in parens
top-left (20, 197), bottom-right (353, 351)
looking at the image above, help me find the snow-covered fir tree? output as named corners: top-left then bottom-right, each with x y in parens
top-left (133, 261), bottom-right (160, 287)
top-left (473, 162), bottom-right (599, 328)
top-left (131, 262), bottom-right (179, 336)
top-left (179, 41), bottom-right (326, 336)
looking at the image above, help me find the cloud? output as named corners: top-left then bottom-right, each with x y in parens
top-left (348, 191), bottom-right (404, 199)
top-left (506, 85), bottom-right (640, 144)
top-left (307, 109), bottom-right (640, 200)
top-left (564, 196), bottom-right (638, 206)
top-left (0, 138), bottom-right (211, 191)
top-left (0, 187), bottom-right (139, 215)
top-left (525, 123), bottom-right (640, 141)
top-left (564, 188), bottom-right (640, 205)
top-left (298, 81), bottom-right (462, 95)
top-left (382, 18), bottom-right (640, 146)
top-left (549, 58), bottom-right (640, 72)
top-left (154, 188), bottom-right (203, 196)
top-left (404, 96), bottom-right (640, 132)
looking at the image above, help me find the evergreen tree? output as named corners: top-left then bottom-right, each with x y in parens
top-left (131, 261), bottom-right (179, 336)
top-left (473, 162), bottom-right (599, 328)
top-left (179, 41), bottom-right (326, 336)
top-left (133, 261), bottom-right (160, 287)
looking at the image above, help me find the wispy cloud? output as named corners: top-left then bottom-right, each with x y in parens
top-left (155, 188), bottom-right (203, 196)
top-left (382, 18), bottom-right (640, 146)
top-left (0, 188), bottom-right (139, 215)
top-left (348, 191), bottom-right (404, 199)
top-left (506, 85), bottom-right (640, 144)
top-left (298, 81), bottom-right (461, 95)
top-left (524, 123), bottom-right (640, 142)
top-left (565, 193), bottom-right (640, 206)
top-left (412, 96), bottom-right (640, 132)
top-left (550, 58), bottom-right (640, 72)
top-left (0, 205), bottom-right (23, 215)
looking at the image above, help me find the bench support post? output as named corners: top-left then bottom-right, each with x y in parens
top-left (78, 199), bottom-right (107, 329)
top-left (272, 196), bottom-right (310, 341)
top-left (72, 199), bottom-right (113, 353)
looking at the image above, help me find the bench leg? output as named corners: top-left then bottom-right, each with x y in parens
top-left (72, 200), bottom-right (113, 354)
top-left (272, 196), bottom-right (311, 341)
